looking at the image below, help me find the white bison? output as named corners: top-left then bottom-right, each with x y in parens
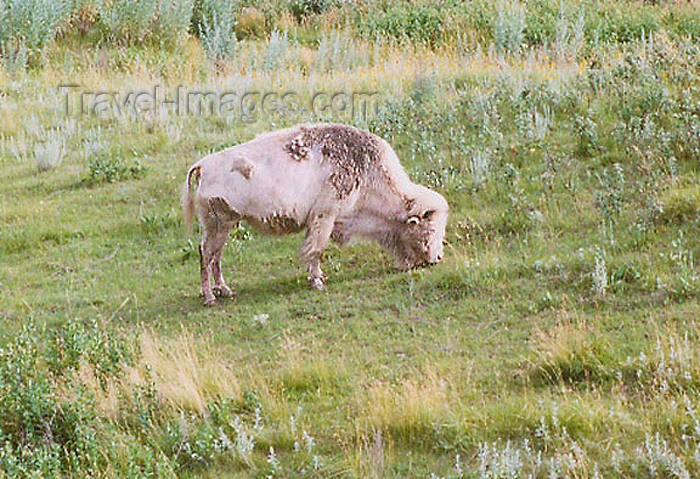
top-left (182, 123), bottom-right (448, 305)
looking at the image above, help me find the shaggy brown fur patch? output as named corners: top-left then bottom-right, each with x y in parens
top-left (284, 124), bottom-right (383, 198)
top-left (245, 213), bottom-right (303, 235)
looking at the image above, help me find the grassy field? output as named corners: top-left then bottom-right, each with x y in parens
top-left (1, 0), bottom-right (699, 477)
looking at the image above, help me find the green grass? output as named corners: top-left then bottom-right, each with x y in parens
top-left (1, 3), bottom-right (700, 476)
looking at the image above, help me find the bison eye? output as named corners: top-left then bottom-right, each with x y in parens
top-left (422, 210), bottom-right (435, 220)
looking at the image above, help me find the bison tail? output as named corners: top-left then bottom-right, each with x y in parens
top-left (181, 165), bottom-right (201, 235)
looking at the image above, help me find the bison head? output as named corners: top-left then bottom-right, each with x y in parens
top-left (395, 187), bottom-right (449, 270)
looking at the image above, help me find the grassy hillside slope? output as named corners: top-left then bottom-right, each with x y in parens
top-left (0, 1), bottom-right (699, 477)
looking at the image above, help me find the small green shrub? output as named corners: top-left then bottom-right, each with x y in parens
top-left (657, 183), bottom-right (700, 225)
top-left (586, 4), bottom-right (660, 44)
top-left (523, 0), bottom-right (557, 47)
top-left (609, 261), bottom-right (643, 293)
top-left (0, 320), bottom-right (130, 476)
top-left (573, 110), bottom-right (599, 157)
top-left (87, 150), bottom-right (145, 184)
top-left (289, 0), bottom-right (330, 21)
top-left (665, 5), bottom-right (700, 41)
top-left (359, 3), bottom-right (443, 46)
top-left (156, 0), bottom-right (196, 43)
top-left (594, 164), bottom-right (625, 223)
top-left (139, 210), bottom-right (179, 235)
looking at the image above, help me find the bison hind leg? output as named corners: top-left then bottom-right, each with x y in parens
top-left (199, 197), bottom-right (239, 305)
top-left (198, 243), bottom-right (216, 306)
top-left (211, 231), bottom-right (234, 299)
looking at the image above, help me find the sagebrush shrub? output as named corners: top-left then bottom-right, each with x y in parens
top-left (0, 0), bottom-right (70, 66)
top-left (263, 29), bottom-right (289, 71)
top-left (98, 0), bottom-right (193, 45)
top-left (33, 129), bottom-right (65, 172)
top-left (493, 0), bottom-right (525, 53)
top-left (198, 0), bottom-right (238, 66)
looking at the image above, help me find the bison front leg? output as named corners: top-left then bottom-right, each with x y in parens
top-left (301, 213), bottom-right (336, 289)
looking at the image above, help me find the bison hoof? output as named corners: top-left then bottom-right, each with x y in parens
top-left (214, 285), bottom-right (234, 297)
top-left (308, 277), bottom-right (325, 290)
top-left (203, 296), bottom-right (217, 306)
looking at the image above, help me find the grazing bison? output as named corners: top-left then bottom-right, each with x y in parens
top-left (182, 123), bottom-right (448, 305)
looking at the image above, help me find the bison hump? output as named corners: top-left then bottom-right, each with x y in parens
top-left (283, 125), bottom-right (383, 198)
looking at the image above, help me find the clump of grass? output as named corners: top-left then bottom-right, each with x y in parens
top-left (357, 428), bottom-right (386, 479)
top-left (573, 110), bottom-right (599, 157)
top-left (494, 185), bottom-right (533, 236)
top-left (528, 317), bottom-right (613, 387)
top-left (236, 6), bottom-right (266, 40)
top-left (357, 370), bottom-right (450, 444)
top-left (553, 2), bottom-right (585, 59)
top-left (276, 336), bottom-right (345, 394)
top-left (651, 232), bottom-right (700, 301)
top-left (595, 163), bottom-right (626, 244)
top-left (64, 326), bottom-right (242, 418)
top-left (135, 329), bottom-right (241, 413)
top-left (468, 148), bottom-right (491, 190)
top-left (657, 183), bottom-right (700, 225)
top-left (636, 433), bottom-right (691, 478)
top-left (314, 29), bottom-right (371, 72)
top-left (668, 233), bottom-right (699, 300)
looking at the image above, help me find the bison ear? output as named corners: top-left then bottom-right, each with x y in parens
top-left (407, 216), bottom-right (421, 225)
